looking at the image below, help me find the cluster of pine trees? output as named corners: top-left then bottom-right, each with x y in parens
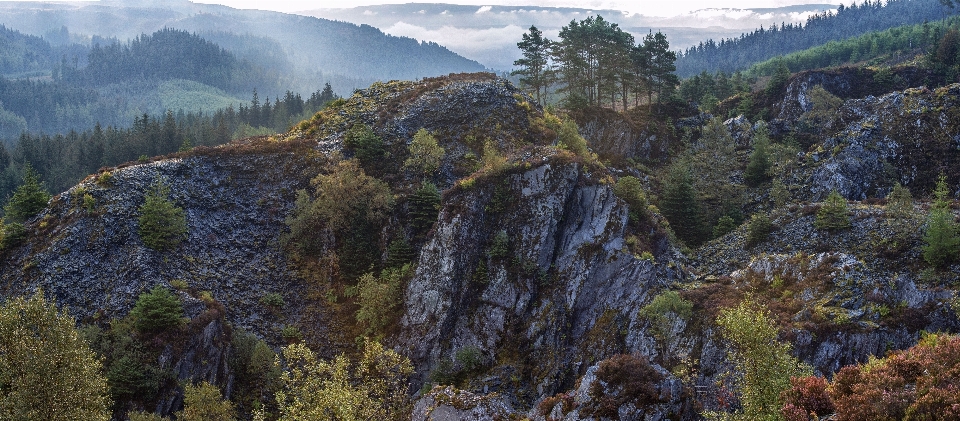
top-left (677, 0), bottom-right (959, 76)
top-left (512, 17), bottom-right (678, 111)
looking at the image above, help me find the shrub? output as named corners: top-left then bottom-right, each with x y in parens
top-left (815, 190), bottom-right (851, 231)
top-left (713, 215), bottom-right (738, 238)
top-left (613, 176), bottom-right (647, 223)
top-left (556, 118), bottom-right (589, 158)
top-left (355, 265), bottom-right (410, 337)
top-left (174, 382), bottom-right (236, 421)
top-left (284, 159), bottom-right (392, 253)
top-left (96, 171), bottom-right (113, 186)
top-left (717, 298), bottom-right (808, 420)
top-left (746, 212), bottom-right (772, 247)
top-left (130, 285), bottom-right (184, 335)
top-left (281, 325), bottom-right (303, 342)
top-left (454, 346), bottom-right (484, 373)
top-left (259, 292), bottom-right (285, 308)
top-left (138, 178), bottom-right (188, 251)
top-left (3, 164), bottom-right (51, 223)
top-left (638, 291), bottom-right (693, 339)
top-left (828, 333), bottom-right (960, 420)
top-left (585, 354), bottom-right (665, 418)
top-left (886, 182), bottom-right (914, 219)
top-left (404, 128), bottom-right (445, 175)
top-left (276, 340), bottom-right (412, 420)
top-left (780, 376), bottom-right (834, 421)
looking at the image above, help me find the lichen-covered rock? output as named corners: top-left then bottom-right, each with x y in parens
top-left (412, 386), bottom-right (516, 421)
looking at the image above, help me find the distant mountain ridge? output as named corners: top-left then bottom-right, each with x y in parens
top-left (303, 3), bottom-right (839, 71)
top-left (0, 0), bottom-right (486, 92)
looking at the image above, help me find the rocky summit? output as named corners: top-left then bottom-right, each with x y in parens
top-left (2, 70), bottom-right (960, 420)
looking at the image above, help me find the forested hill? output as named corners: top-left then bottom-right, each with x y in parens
top-left (676, 0), bottom-right (958, 77)
top-left (55, 28), bottom-right (264, 94)
top-left (0, 1), bottom-right (486, 87)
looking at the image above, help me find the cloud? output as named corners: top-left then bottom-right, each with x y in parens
top-left (362, 9), bottom-right (376, 15)
top-left (476, 5), bottom-right (492, 13)
top-left (381, 21), bottom-right (528, 70)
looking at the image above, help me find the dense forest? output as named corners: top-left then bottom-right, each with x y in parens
top-left (0, 85), bottom-right (337, 205)
top-left (676, 0), bottom-right (959, 76)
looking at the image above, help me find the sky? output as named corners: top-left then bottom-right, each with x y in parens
top-left (189, 0), bottom-right (845, 17)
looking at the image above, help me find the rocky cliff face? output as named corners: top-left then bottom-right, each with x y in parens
top-left (3, 71), bottom-right (959, 420)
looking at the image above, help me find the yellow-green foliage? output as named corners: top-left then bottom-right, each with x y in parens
top-left (356, 265), bottom-right (411, 338)
top-left (716, 298), bottom-right (808, 421)
top-left (284, 159), bottom-right (393, 252)
top-left (0, 292), bottom-right (111, 421)
top-left (637, 291), bottom-right (693, 343)
top-left (276, 340), bottom-right (413, 421)
top-left (886, 183), bottom-right (914, 219)
top-left (481, 140), bottom-right (509, 173)
top-left (404, 129), bottom-right (445, 175)
top-left (613, 176), bottom-right (648, 222)
top-left (174, 382), bottom-right (236, 421)
top-left (555, 118), bottom-right (590, 158)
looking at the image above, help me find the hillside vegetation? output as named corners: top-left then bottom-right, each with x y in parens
top-left (1, 4), bottom-right (960, 421)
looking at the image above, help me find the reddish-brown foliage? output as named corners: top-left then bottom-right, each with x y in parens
top-left (781, 376), bottom-right (834, 421)
top-left (585, 354), bottom-right (666, 419)
top-left (829, 334), bottom-right (960, 421)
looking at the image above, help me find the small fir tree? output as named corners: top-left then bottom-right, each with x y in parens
top-left (138, 178), bottom-right (188, 250)
top-left (3, 164), bottom-right (51, 223)
top-left (660, 161), bottom-right (706, 247)
top-left (771, 178), bottom-right (791, 207)
top-left (815, 190), bottom-right (851, 231)
top-left (344, 124), bottom-right (385, 168)
top-left (713, 215), bottom-right (738, 238)
top-left (744, 123), bottom-right (772, 186)
top-left (922, 174), bottom-right (959, 268)
top-left (408, 181), bottom-right (441, 237)
top-left (129, 285), bottom-right (184, 335)
top-left (886, 182), bottom-right (914, 219)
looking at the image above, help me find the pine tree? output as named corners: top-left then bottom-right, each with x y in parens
top-left (138, 178), bottom-right (188, 251)
top-left (922, 174), bottom-right (959, 268)
top-left (512, 25), bottom-right (553, 103)
top-left (129, 285), bottom-right (184, 335)
top-left (408, 181), bottom-right (441, 237)
top-left (3, 163), bottom-right (51, 223)
top-left (815, 189), bottom-right (851, 231)
top-left (661, 161), bottom-right (706, 247)
top-left (744, 123), bottom-right (772, 186)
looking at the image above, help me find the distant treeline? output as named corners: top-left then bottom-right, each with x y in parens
top-left (55, 28), bottom-right (280, 95)
top-left (676, 0), bottom-right (958, 77)
top-left (0, 85), bottom-right (337, 205)
top-left (749, 16), bottom-right (960, 78)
